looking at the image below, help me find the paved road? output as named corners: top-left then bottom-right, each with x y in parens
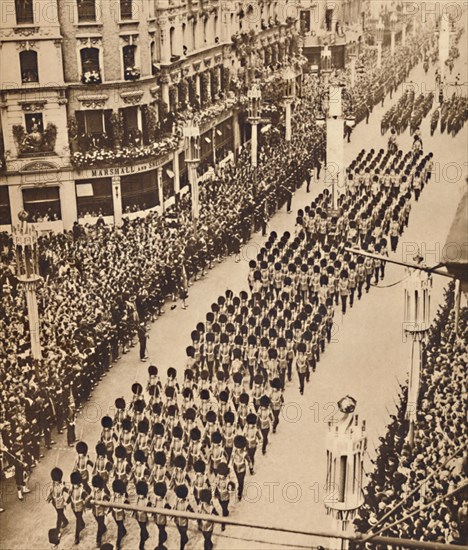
top-left (0, 34), bottom-right (466, 550)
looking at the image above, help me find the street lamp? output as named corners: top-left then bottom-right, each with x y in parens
top-left (12, 210), bottom-right (42, 371)
top-left (183, 119), bottom-right (201, 222)
top-left (390, 11), bottom-right (398, 57)
top-left (375, 18), bottom-right (384, 69)
top-left (283, 66), bottom-right (296, 142)
top-left (247, 83), bottom-right (262, 167)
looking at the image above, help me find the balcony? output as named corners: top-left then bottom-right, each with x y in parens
top-left (12, 123), bottom-right (58, 158)
top-left (71, 133), bottom-right (180, 169)
top-left (303, 32), bottom-right (347, 48)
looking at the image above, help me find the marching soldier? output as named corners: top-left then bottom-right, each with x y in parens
top-left (73, 441), bottom-right (93, 494)
top-left (93, 442), bottom-right (112, 490)
top-left (89, 474), bottom-right (110, 547)
top-left (199, 489), bottom-right (219, 550)
top-left (46, 468), bottom-right (69, 531)
top-left (134, 481), bottom-right (151, 550)
top-left (174, 484), bottom-right (194, 550)
top-left (258, 395), bottom-right (273, 454)
top-left (111, 479), bottom-right (129, 550)
top-left (296, 342), bottom-right (308, 395)
top-left (213, 462), bottom-right (234, 530)
top-left (100, 416), bottom-right (114, 462)
top-left (231, 435), bottom-right (250, 500)
top-left (153, 481), bottom-right (171, 550)
top-left (67, 471), bottom-right (88, 545)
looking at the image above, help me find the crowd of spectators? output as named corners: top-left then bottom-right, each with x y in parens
top-left (354, 283), bottom-right (467, 546)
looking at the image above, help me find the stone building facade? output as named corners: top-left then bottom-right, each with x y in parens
top-left (1, 0), bottom-right (306, 231)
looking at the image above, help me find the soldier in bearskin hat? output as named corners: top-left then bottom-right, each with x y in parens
top-left (73, 441), bottom-right (93, 494)
top-left (151, 480), bottom-right (170, 549)
top-left (213, 461), bottom-right (234, 530)
top-left (174, 484), bottom-right (194, 550)
top-left (199, 488), bottom-right (219, 550)
top-left (46, 467), bottom-right (69, 531)
top-left (231, 435), bottom-right (250, 500)
top-left (89, 474), bottom-right (110, 547)
top-left (111, 479), bottom-right (129, 550)
top-left (93, 442), bottom-right (112, 489)
top-left (67, 471), bottom-right (88, 545)
top-left (134, 480), bottom-right (150, 550)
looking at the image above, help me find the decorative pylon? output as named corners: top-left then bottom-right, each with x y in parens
top-left (326, 396), bottom-right (367, 549)
top-left (12, 211), bottom-right (42, 368)
top-left (403, 253), bottom-right (432, 447)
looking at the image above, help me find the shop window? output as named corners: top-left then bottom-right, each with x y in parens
top-left (215, 118), bottom-right (233, 161)
top-left (80, 47), bottom-right (101, 83)
top-left (121, 171), bottom-right (159, 212)
top-left (15, 0), bottom-right (34, 24)
top-left (20, 50), bottom-right (39, 83)
top-left (76, 178), bottom-right (113, 218)
top-left (77, 0), bottom-right (96, 22)
top-left (161, 162), bottom-right (175, 200)
top-left (22, 186), bottom-right (61, 222)
top-left (0, 186), bottom-right (12, 226)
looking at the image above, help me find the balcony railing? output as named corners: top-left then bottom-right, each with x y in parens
top-left (71, 133), bottom-right (180, 169)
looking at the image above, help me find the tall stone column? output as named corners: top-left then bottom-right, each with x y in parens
top-left (159, 17), bottom-right (171, 64)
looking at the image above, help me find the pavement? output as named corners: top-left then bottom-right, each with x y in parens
top-left (0, 32), bottom-right (467, 550)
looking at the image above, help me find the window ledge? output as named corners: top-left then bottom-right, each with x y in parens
top-left (19, 151), bottom-right (57, 159)
top-left (118, 19), bottom-right (139, 25)
top-left (75, 22), bottom-right (103, 28)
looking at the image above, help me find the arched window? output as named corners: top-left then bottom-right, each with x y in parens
top-left (80, 47), bottom-right (101, 83)
top-left (20, 50), bottom-right (38, 83)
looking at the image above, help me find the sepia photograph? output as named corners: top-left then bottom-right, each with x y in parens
top-left (0, 0), bottom-right (467, 549)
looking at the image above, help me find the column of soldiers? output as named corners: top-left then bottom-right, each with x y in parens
top-left (380, 89), bottom-right (434, 136)
top-left (432, 94), bottom-right (468, 137)
top-left (1, 26), bottom-right (433, 484)
top-left (47, 145), bottom-right (433, 550)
